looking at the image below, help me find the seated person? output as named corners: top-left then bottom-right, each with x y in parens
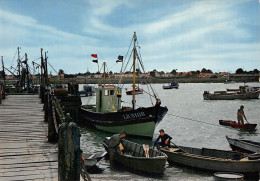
top-left (154, 129), bottom-right (172, 149)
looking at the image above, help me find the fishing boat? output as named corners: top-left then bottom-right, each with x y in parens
top-left (102, 137), bottom-right (167, 174)
top-left (82, 152), bottom-right (107, 168)
top-left (224, 79), bottom-right (236, 84)
top-left (126, 87), bottom-right (143, 95)
top-left (226, 136), bottom-right (260, 153)
top-left (78, 85), bottom-right (95, 97)
top-left (160, 145), bottom-right (260, 174)
top-left (79, 32), bottom-right (168, 138)
top-left (163, 82), bottom-right (179, 89)
top-left (219, 120), bottom-right (257, 131)
top-left (203, 85), bottom-right (260, 100)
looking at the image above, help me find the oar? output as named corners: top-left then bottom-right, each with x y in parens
top-left (244, 116), bottom-right (249, 124)
top-left (170, 141), bottom-right (188, 153)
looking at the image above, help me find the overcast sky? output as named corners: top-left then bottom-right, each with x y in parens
top-left (0, 0), bottom-right (259, 74)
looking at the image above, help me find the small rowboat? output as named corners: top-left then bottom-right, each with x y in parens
top-left (226, 136), bottom-right (260, 153)
top-left (126, 87), bottom-right (143, 95)
top-left (82, 152), bottom-right (107, 168)
top-left (160, 145), bottom-right (260, 174)
top-left (102, 137), bottom-right (167, 174)
top-left (219, 120), bottom-right (257, 131)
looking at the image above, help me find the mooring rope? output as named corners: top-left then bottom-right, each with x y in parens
top-left (166, 112), bottom-right (221, 128)
top-left (166, 112), bottom-right (260, 134)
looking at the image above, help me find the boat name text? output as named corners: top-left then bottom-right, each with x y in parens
top-left (122, 112), bottom-right (146, 119)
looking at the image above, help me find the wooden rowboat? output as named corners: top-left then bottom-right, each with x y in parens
top-left (226, 136), bottom-right (260, 153)
top-left (160, 145), bottom-right (260, 174)
top-left (102, 137), bottom-right (167, 174)
top-left (219, 120), bottom-right (257, 131)
top-left (82, 152), bottom-right (107, 168)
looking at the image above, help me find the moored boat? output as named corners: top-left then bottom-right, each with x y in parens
top-left (126, 87), bottom-right (143, 95)
top-left (160, 145), bottom-right (260, 174)
top-left (219, 120), bottom-right (257, 131)
top-left (79, 32), bottom-right (168, 138)
top-left (226, 136), bottom-right (260, 153)
top-left (82, 152), bottom-right (107, 168)
top-left (203, 85), bottom-right (260, 100)
top-left (163, 82), bottom-right (179, 89)
top-left (102, 137), bottom-right (167, 174)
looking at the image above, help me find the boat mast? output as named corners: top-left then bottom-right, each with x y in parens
top-left (103, 62), bottom-right (106, 85)
top-left (17, 47), bottom-right (21, 78)
top-left (132, 32), bottom-right (137, 110)
top-left (1, 56), bottom-right (6, 85)
top-left (25, 53), bottom-right (30, 89)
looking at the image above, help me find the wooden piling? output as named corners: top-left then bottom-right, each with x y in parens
top-left (0, 83), bottom-right (5, 104)
top-left (58, 113), bottom-right (81, 181)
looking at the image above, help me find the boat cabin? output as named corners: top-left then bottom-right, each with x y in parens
top-left (95, 84), bottom-right (122, 113)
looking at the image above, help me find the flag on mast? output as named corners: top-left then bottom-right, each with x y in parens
top-left (116, 55), bottom-right (123, 63)
top-left (91, 54), bottom-right (97, 58)
top-left (91, 54), bottom-right (98, 63)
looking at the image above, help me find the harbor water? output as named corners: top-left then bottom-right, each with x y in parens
top-left (80, 83), bottom-right (260, 181)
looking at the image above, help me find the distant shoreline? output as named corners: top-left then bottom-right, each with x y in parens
top-left (1, 77), bottom-right (259, 85)
top-left (49, 77), bottom-right (259, 84)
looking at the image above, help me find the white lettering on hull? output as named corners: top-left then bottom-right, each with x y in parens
top-left (122, 112), bottom-right (146, 120)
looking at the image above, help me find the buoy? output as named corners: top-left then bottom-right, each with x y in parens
top-left (214, 172), bottom-right (244, 181)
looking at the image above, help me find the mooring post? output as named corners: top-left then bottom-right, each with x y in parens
top-left (44, 86), bottom-right (50, 122)
top-left (58, 113), bottom-right (81, 181)
top-left (0, 84), bottom-right (2, 104)
top-left (48, 95), bottom-right (57, 142)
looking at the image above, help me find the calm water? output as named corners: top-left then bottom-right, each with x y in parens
top-left (80, 83), bottom-right (260, 181)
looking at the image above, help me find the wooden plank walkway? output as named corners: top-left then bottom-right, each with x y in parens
top-left (0, 95), bottom-right (58, 181)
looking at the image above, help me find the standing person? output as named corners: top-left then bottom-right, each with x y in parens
top-left (108, 131), bottom-right (127, 167)
top-left (237, 105), bottom-right (246, 125)
top-left (154, 129), bottom-right (172, 149)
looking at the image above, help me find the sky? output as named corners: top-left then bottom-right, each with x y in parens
top-left (0, 0), bottom-right (259, 74)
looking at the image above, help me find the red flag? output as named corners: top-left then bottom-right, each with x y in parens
top-left (91, 54), bottom-right (97, 58)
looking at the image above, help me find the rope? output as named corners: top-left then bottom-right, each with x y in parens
top-left (166, 112), bottom-right (224, 128)
top-left (167, 113), bottom-right (260, 135)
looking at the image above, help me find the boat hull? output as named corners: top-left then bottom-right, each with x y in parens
top-left (226, 136), bottom-right (260, 153)
top-left (219, 120), bottom-right (257, 131)
top-left (203, 91), bottom-right (260, 100)
top-left (126, 90), bottom-right (143, 95)
top-left (163, 86), bottom-right (178, 89)
top-left (161, 146), bottom-right (260, 173)
top-left (102, 138), bottom-right (167, 174)
top-left (79, 106), bottom-right (168, 138)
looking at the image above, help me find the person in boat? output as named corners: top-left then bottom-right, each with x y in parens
top-left (108, 130), bottom-right (127, 154)
top-left (154, 99), bottom-right (161, 121)
top-left (154, 129), bottom-right (172, 149)
top-left (237, 105), bottom-right (246, 125)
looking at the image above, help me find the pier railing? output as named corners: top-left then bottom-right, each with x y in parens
top-left (41, 86), bottom-right (90, 181)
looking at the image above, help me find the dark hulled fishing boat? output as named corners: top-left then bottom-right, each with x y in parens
top-left (79, 32), bottom-right (168, 138)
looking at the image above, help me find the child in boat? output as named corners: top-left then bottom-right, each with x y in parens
top-left (154, 129), bottom-right (172, 149)
top-left (237, 105), bottom-right (246, 125)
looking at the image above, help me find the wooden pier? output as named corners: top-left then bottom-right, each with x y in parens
top-left (0, 95), bottom-right (58, 181)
